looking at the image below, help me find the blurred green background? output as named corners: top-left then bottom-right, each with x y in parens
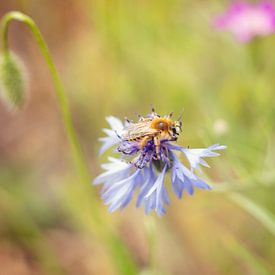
top-left (1, 0), bottom-right (275, 274)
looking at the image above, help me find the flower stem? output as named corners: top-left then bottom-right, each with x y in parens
top-left (0, 11), bottom-right (138, 274)
top-left (1, 11), bottom-right (89, 182)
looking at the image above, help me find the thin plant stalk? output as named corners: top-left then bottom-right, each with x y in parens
top-left (1, 11), bottom-right (89, 183)
top-left (0, 11), bottom-right (137, 275)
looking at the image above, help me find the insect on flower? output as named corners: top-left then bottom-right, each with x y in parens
top-left (118, 109), bottom-right (182, 165)
top-left (94, 108), bottom-right (226, 216)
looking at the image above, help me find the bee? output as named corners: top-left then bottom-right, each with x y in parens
top-left (120, 108), bottom-right (182, 157)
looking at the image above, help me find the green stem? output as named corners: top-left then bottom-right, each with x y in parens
top-left (0, 11), bottom-right (138, 275)
top-left (1, 11), bottom-right (89, 182)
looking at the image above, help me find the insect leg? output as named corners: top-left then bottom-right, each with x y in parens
top-left (140, 136), bottom-right (152, 149)
top-left (165, 145), bottom-right (169, 157)
top-left (153, 135), bottom-right (161, 159)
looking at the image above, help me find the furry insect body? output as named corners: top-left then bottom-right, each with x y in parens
top-left (121, 110), bottom-right (182, 158)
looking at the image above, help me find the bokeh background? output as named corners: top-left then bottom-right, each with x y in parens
top-left (1, 0), bottom-right (275, 274)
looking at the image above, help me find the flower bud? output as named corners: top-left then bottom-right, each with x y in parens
top-left (0, 52), bottom-right (27, 110)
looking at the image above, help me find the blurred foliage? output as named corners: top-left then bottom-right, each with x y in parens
top-left (0, 0), bottom-right (275, 274)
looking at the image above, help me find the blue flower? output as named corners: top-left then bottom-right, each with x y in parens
top-left (94, 112), bottom-right (226, 216)
top-left (98, 116), bottom-right (125, 155)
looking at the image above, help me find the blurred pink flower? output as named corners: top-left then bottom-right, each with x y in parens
top-left (214, 1), bottom-right (275, 42)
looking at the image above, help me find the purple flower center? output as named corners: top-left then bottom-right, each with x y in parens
top-left (117, 138), bottom-right (173, 170)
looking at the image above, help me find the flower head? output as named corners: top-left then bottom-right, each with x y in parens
top-left (214, 1), bottom-right (275, 42)
top-left (94, 110), bottom-right (226, 216)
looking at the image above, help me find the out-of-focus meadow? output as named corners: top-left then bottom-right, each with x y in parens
top-left (1, 0), bottom-right (275, 274)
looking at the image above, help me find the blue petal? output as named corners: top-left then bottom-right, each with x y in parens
top-left (93, 158), bottom-right (131, 185)
top-left (106, 116), bottom-right (124, 131)
top-left (171, 176), bottom-right (184, 198)
top-left (99, 137), bottom-right (119, 155)
top-left (136, 166), bottom-right (156, 207)
top-left (99, 116), bottom-right (125, 155)
top-left (145, 165), bottom-right (170, 216)
top-left (181, 143), bottom-right (227, 170)
top-left (184, 177), bottom-right (194, 195)
top-left (170, 153), bottom-right (211, 198)
top-left (102, 169), bottom-right (142, 212)
top-left (192, 178), bottom-right (211, 190)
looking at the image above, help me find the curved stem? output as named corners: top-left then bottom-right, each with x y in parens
top-left (0, 11), bottom-right (138, 274)
top-left (1, 11), bottom-right (89, 182)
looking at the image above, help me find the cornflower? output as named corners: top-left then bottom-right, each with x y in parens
top-left (94, 110), bottom-right (226, 216)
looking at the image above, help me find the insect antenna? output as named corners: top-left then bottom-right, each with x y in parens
top-left (134, 112), bottom-right (143, 121)
top-left (124, 116), bottom-right (134, 124)
top-left (177, 109), bottom-right (184, 121)
top-left (177, 109), bottom-right (184, 129)
top-left (150, 105), bottom-right (160, 117)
